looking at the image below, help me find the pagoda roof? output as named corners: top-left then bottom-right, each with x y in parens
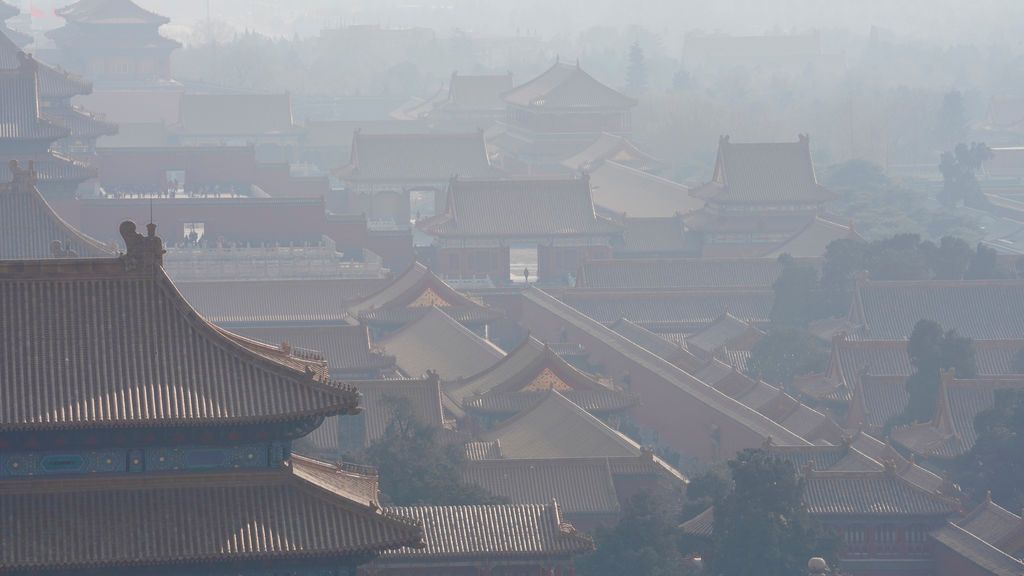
top-left (175, 93), bottom-right (296, 136)
top-left (849, 278), bottom-right (1024, 341)
top-left (0, 56), bottom-right (69, 141)
top-left (557, 287), bottom-right (773, 332)
top-left (0, 459), bottom-right (424, 572)
top-left (378, 503), bottom-right (593, 561)
top-left (588, 160), bottom-right (701, 219)
top-left (0, 223), bottom-right (362, 432)
top-left (230, 324), bottom-right (393, 376)
top-left (803, 469), bottom-right (960, 516)
top-left (765, 216), bottom-right (862, 259)
top-left (176, 277), bottom-right (389, 327)
top-left (56, 0), bottom-right (171, 26)
top-left (502, 61), bottom-right (636, 110)
top-left (378, 306), bottom-right (506, 380)
top-left (419, 176), bottom-right (621, 239)
top-left (577, 257), bottom-right (812, 290)
top-left (338, 131), bottom-right (494, 182)
top-left (0, 152), bottom-right (95, 185)
top-left (349, 262), bottom-right (502, 327)
top-left (478, 390), bottom-right (643, 459)
top-left (0, 161), bottom-right (114, 259)
top-left (562, 133), bottom-right (664, 173)
top-left (448, 336), bottom-right (636, 415)
top-left (692, 135), bottom-right (835, 206)
top-left (43, 105), bottom-right (117, 139)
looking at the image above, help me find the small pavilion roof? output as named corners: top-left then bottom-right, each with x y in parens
top-left (349, 262), bottom-right (502, 327)
top-left (0, 222), bottom-right (361, 432)
top-left (378, 503), bottom-right (593, 561)
top-left (562, 133), bottom-right (664, 173)
top-left (0, 459), bottom-right (424, 572)
top-left (338, 131), bottom-right (494, 182)
top-left (955, 495), bottom-right (1024, 559)
top-left (502, 61), bottom-right (636, 110)
top-left (0, 161), bottom-right (114, 259)
top-left (442, 72), bottom-right (515, 110)
top-left (419, 176), bottom-right (621, 239)
top-left (56, 0), bottom-right (171, 25)
top-left (588, 160), bottom-right (701, 218)
top-left (448, 336), bottom-right (636, 415)
top-left (378, 306), bottom-right (505, 380)
top-left (691, 135), bottom-right (835, 206)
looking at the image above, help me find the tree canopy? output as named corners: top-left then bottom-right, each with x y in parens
top-left (708, 449), bottom-right (837, 576)
top-left (889, 319), bottom-right (976, 429)
top-left (954, 389), bottom-right (1024, 513)
top-left (362, 398), bottom-right (503, 506)
top-left (577, 492), bottom-right (692, 576)
top-left (939, 142), bottom-right (992, 208)
top-left (746, 327), bottom-right (829, 388)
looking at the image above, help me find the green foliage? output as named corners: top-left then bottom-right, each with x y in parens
top-left (577, 492), bottom-right (691, 576)
top-left (746, 327), bottom-right (829, 387)
top-left (965, 243), bottom-right (1002, 280)
top-left (680, 466), bottom-right (731, 523)
top-left (769, 259), bottom-right (826, 328)
top-left (708, 449), bottom-right (837, 576)
top-left (936, 90), bottom-right (969, 148)
top-left (363, 398), bottom-right (503, 506)
top-left (954, 389), bottom-right (1024, 513)
top-left (626, 40), bottom-right (648, 94)
top-left (890, 320), bottom-right (977, 428)
top-left (939, 142), bottom-right (993, 208)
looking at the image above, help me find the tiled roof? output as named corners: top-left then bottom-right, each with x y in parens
top-left (893, 375), bottom-right (1024, 459)
top-left (588, 160), bottom-right (701, 218)
top-left (576, 257), bottom-right (806, 290)
top-left (609, 318), bottom-right (702, 371)
top-left (0, 58), bottom-right (68, 141)
top-left (558, 288), bottom-right (773, 331)
top-left (177, 277), bottom-right (388, 326)
top-left (176, 93), bottom-right (295, 136)
top-left (378, 306), bottom-right (505, 380)
top-left (613, 215), bottom-right (697, 256)
top-left (0, 1), bottom-right (18, 20)
top-left (0, 162), bottom-right (114, 259)
top-left (43, 106), bottom-right (118, 139)
top-left (931, 523), bottom-right (1024, 576)
top-left (464, 387), bottom-right (637, 415)
top-left (850, 279), bottom-right (1024, 341)
top-left (562, 133), bottom-right (664, 173)
top-left (419, 176), bottom-right (621, 238)
top-left (230, 324), bottom-right (393, 375)
top-left (802, 470), bottom-right (960, 516)
top-left (447, 336), bottom-right (633, 414)
top-left (56, 0), bottom-right (171, 25)
top-left (465, 440), bottom-right (502, 460)
top-left (523, 288), bottom-right (812, 445)
top-left (461, 459), bottom-right (622, 515)
top-left (956, 497), bottom-right (1024, 557)
top-left (349, 262), bottom-right (501, 327)
top-left (765, 216), bottom-right (861, 259)
top-left (0, 153), bottom-right (95, 184)
top-left (0, 461), bottom-right (424, 572)
top-left (0, 30), bottom-right (91, 99)
top-left (354, 377), bottom-right (446, 448)
top-left (692, 135), bottom-right (835, 205)
top-left (502, 62), bottom-right (636, 109)
top-left (679, 506), bottom-right (715, 538)
top-left (444, 72), bottom-right (515, 110)
top-left (379, 503), bottom-right (593, 560)
top-left (339, 131), bottom-right (493, 181)
top-left (1, 25), bottom-right (31, 49)
top-left (0, 240), bottom-right (362, 431)
top-left (686, 312), bottom-right (765, 357)
top-left (479, 391), bottom-right (643, 460)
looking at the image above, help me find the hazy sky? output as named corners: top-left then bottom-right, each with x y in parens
top-left (89, 0), bottom-right (1024, 48)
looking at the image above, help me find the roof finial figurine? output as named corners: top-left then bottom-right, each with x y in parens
top-left (120, 220), bottom-right (166, 273)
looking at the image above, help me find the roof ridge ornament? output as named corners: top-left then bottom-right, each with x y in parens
top-left (120, 220), bottom-right (165, 273)
top-left (8, 160), bottom-right (37, 191)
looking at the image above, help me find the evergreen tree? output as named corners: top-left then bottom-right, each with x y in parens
top-left (954, 389), bottom-right (1024, 512)
top-left (577, 492), bottom-right (692, 576)
top-left (936, 90), bottom-right (968, 148)
top-left (769, 257), bottom-right (825, 327)
top-left (939, 142), bottom-right (992, 208)
top-left (891, 320), bottom-right (976, 428)
top-left (626, 41), bottom-right (648, 94)
top-left (709, 449), bottom-right (837, 576)
top-left (746, 327), bottom-right (829, 387)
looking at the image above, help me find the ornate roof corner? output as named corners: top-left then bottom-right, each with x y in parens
top-left (119, 220), bottom-right (166, 272)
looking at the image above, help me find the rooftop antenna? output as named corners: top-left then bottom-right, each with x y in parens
top-left (149, 198), bottom-right (154, 227)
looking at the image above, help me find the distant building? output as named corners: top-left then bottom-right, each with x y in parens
top-left (46, 0), bottom-right (179, 85)
top-left (686, 135), bottom-right (847, 257)
top-left (489, 61), bottom-right (637, 174)
top-left (173, 93), bottom-right (302, 146)
top-left (0, 1), bottom-right (31, 47)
